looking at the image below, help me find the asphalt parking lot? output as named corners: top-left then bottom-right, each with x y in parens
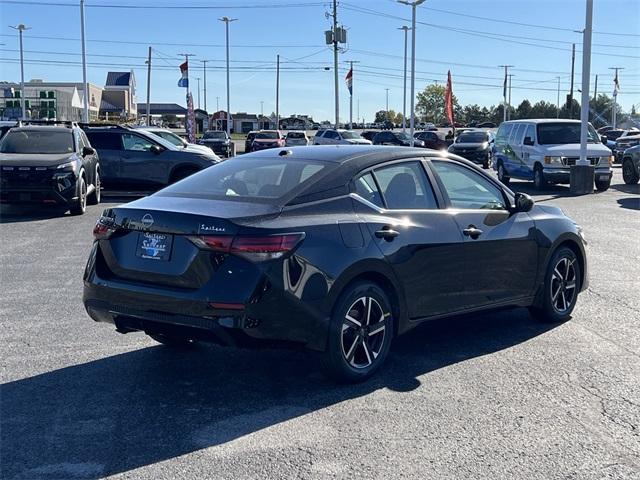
top-left (1, 166), bottom-right (639, 480)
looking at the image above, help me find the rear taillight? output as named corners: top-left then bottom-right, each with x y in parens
top-left (93, 217), bottom-right (116, 240)
top-left (188, 233), bottom-right (304, 261)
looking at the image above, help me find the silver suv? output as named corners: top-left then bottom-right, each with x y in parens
top-left (622, 144), bottom-right (640, 185)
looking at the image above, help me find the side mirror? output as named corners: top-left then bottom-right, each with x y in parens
top-left (149, 145), bottom-right (162, 154)
top-left (600, 135), bottom-right (608, 145)
top-left (82, 146), bottom-right (95, 156)
top-left (523, 136), bottom-right (534, 146)
top-left (514, 192), bottom-right (534, 213)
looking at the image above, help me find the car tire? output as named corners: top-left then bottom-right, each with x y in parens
top-left (622, 158), bottom-right (639, 184)
top-left (497, 162), bottom-right (510, 184)
top-left (69, 175), bottom-right (87, 216)
top-left (482, 155), bottom-right (492, 169)
top-left (148, 332), bottom-right (197, 348)
top-left (322, 281), bottom-right (394, 383)
top-left (533, 164), bottom-right (547, 190)
top-left (594, 177), bottom-right (611, 192)
top-left (529, 246), bottom-right (581, 323)
top-left (87, 169), bottom-right (101, 205)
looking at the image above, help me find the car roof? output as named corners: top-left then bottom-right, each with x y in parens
top-left (503, 119), bottom-right (582, 124)
top-left (7, 126), bottom-right (75, 133)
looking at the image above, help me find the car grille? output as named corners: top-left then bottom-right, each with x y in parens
top-left (561, 157), bottom-right (599, 166)
top-left (1, 166), bottom-right (54, 187)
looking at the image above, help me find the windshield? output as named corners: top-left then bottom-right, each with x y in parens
top-left (160, 156), bottom-right (333, 203)
top-left (340, 131), bottom-right (362, 140)
top-left (396, 132), bottom-right (411, 141)
top-left (203, 131), bottom-right (227, 139)
top-left (457, 132), bottom-right (488, 143)
top-left (0, 130), bottom-right (74, 154)
top-left (287, 132), bottom-right (305, 139)
top-left (255, 131), bottom-right (279, 139)
top-left (153, 130), bottom-right (185, 147)
top-left (537, 123), bottom-right (600, 145)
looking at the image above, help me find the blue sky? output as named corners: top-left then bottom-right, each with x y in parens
top-left (1, 0), bottom-right (639, 123)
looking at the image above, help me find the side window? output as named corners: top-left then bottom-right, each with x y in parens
top-left (524, 124), bottom-right (536, 143)
top-left (373, 161), bottom-right (438, 210)
top-left (509, 124), bottom-right (525, 145)
top-left (75, 131), bottom-right (84, 152)
top-left (300, 164), bottom-right (323, 183)
top-left (122, 133), bottom-right (155, 152)
top-left (85, 131), bottom-right (122, 150)
top-left (495, 124), bottom-right (513, 146)
top-left (432, 161), bottom-right (506, 210)
top-left (324, 130), bottom-right (338, 140)
top-left (80, 131), bottom-right (91, 149)
top-left (353, 172), bottom-right (383, 208)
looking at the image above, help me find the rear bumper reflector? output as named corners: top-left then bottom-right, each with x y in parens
top-left (209, 302), bottom-right (246, 311)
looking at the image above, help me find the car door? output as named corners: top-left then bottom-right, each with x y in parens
top-left (84, 130), bottom-right (123, 185)
top-left (323, 130), bottom-right (339, 145)
top-left (521, 124), bottom-right (537, 177)
top-left (120, 132), bottom-right (166, 186)
top-left (429, 160), bottom-right (538, 306)
top-left (352, 160), bottom-right (469, 318)
top-left (508, 123), bottom-right (528, 179)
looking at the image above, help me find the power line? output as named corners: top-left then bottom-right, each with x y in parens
top-left (0, 0), bottom-right (327, 9)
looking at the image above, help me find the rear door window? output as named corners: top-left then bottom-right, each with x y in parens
top-left (524, 124), bottom-right (536, 143)
top-left (85, 131), bottom-right (122, 150)
top-left (353, 172), bottom-right (383, 208)
top-left (373, 161), bottom-right (438, 210)
top-left (122, 133), bottom-right (155, 152)
top-left (509, 124), bottom-right (526, 145)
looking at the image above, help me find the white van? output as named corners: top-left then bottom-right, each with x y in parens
top-left (493, 119), bottom-right (613, 191)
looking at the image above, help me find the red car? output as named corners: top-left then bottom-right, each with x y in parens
top-left (250, 130), bottom-right (285, 151)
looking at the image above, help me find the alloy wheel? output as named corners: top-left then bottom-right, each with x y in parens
top-left (341, 296), bottom-right (387, 369)
top-left (550, 256), bottom-right (577, 314)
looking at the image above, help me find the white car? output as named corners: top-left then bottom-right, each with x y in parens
top-left (135, 127), bottom-right (213, 155)
top-left (313, 129), bottom-right (372, 145)
top-left (285, 131), bottom-right (309, 147)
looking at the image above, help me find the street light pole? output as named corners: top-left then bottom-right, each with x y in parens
top-left (398, 0), bottom-right (424, 147)
top-left (499, 65), bottom-right (514, 123)
top-left (219, 16), bottom-right (237, 137)
top-left (385, 88), bottom-right (389, 119)
top-left (332, 0), bottom-right (339, 128)
top-left (609, 67), bottom-right (624, 128)
top-left (556, 76), bottom-right (561, 118)
top-left (10, 24), bottom-right (31, 121)
top-left (202, 60), bottom-right (208, 112)
top-left (507, 74), bottom-right (514, 120)
top-left (398, 26), bottom-right (410, 132)
top-left (196, 77), bottom-right (201, 110)
top-left (79, 0), bottom-right (89, 122)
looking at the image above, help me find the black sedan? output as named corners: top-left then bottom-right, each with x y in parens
top-left (448, 130), bottom-right (494, 168)
top-left (373, 131), bottom-right (425, 147)
top-left (83, 146), bottom-right (588, 382)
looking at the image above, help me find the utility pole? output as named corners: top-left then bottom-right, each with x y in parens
top-left (572, 0), bottom-right (594, 195)
top-left (145, 46), bottom-right (152, 126)
top-left (79, 0), bottom-right (89, 122)
top-left (593, 74), bottom-right (598, 101)
top-left (202, 60), bottom-right (208, 112)
top-left (349, 61), bottom-right (354, 129)
top-left (260, 100), bottom-right (264, 117)
top-left (178, 53), bottom-right (195, 96)
top-left (609, 67), bottom-right (623, 128)
top-left (219, 16), bottom-right (237, 137)
top-left (332, 0), bottom-right (339, 128)
top-left (507, 74), bottom-right (514, 120)
top-left (556, 76), bottom-right (561, 118)
top-left (357, 98), bottom-right (360, 127)
top-left (569, 43), bottom-right (576, 118)
top-left (276, 53), bottom-right (280, 129)
top-left (398, 0), bottom-right (425, 146)
top-left (196, 77), bottom-right (201, 109)
top-left (216, 96), bottom-right (220, 112)
top-left (499, 65), bottom-right (514, 123)
top-left (385, 88), bottom-right (390, 119)
top-left (398, 26), bottom-right (410, 132)
top-left (10, 24), bottom-right (31, 121)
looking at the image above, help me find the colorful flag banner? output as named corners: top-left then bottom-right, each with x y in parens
top-left (613, 71), bottom-right (620, 97)
top-left (445, 70), bottom-right (455, 126)
top-left (178, 61), bottom-right (189, 88)
top-left (345, 68), bottom-right (353, 96)
top-left (186, 92), bottom-right (196, 143)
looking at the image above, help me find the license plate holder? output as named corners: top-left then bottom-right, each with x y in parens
top-left (136, 232), bottom-right (173, 261)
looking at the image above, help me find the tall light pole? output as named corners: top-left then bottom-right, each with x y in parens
top-left (219, 16), bottom-right (237, 137)
top-left (398, 0), bottom-right (425, 147)
top-left (202, 60), bottom-right (208, 112)
top-left (398, 26), bottom-right (410, 132)
top-left (507, 74), bottom-right (514, 120)
top-left (10, 24), bottom-right (31, 121)
top-left (499, 65), bottom-right (514, 123)
top-left (556, 76), bottom-right (561, 118)
top-left (260, 100), bottom-right (264, 117)
top-left (385, 88), bottom-right (390, 120)
top-left (332, 0), bottom-right (339, 128)
top-left (145, 46), bottom-right (152, 126)
top-left (196, 77), bottom-right (201, 109)
top-left (609, 67), bottom-right (623, 128)
top-left (79, 0), bottom-right (89, 122)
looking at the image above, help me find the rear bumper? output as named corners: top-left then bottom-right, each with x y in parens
top-left (542, 167), bottom-right (612, 184)
top-left (201, 143), bottom-right (231, 155)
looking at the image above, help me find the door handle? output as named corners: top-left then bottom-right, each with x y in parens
top-left (462, 225), bottom-right (483, 239)
top-left (375, 227), bottom-right (399, 241)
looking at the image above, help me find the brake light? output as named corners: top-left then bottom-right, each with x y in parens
top-left (93, 217), bottom-right (116, 240)
top-left (189, 233), bottom-right (304, 261)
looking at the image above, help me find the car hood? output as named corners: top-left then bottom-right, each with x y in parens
top-left (542, 143), bottom-right (611, 156)
top-left (0, 153), bottom-right (74, 166)
top-left (184, 144), bottom-right (215, 154)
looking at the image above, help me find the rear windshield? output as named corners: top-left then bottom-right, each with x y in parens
top-left (0, 130), bottom-right (74, 154)
top-left (287, 132), bottom-right (305, 138)
top-left (255, 131), bottom-right (279, 139)
top-left (457, 132), bottom-right (488, 143)
top-left (160, 156), bottom-right (334, 203)
top-left (340, 131), bottom-right (362, 140)
top-left (203, 131), bottom-right (227, 139)
top-left (537, 123), bottom-right (600, 145)
top-left (153, 130), bottom-right (184, 146)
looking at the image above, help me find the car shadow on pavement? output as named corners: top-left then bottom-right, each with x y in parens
top-left (611, 184), bottom-right (640, 195)
top-left (1, 307), bottom-right (559, 479)
top-left (617, 197), bottom-right (640, 210)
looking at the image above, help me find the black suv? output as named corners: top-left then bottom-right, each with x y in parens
top-left (198, 130), bottom-right (235, 157)
top-left (373, 130), bottom-right (425, 147)
top-left (82, 124), bottom-right (220, 190)
top-left (0, 121), bottom-right (100, 215)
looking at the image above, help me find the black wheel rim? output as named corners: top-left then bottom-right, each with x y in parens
top-left (341, 296), bottom-right (387, 369)
top-left (550, 256), bottom-right (577, 314)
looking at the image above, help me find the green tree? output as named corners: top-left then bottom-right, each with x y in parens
top-left (374, 110), bottom-right (387, 123)
top-left (515, 99), bottom-right (532, 119)
top-left (530, 101), bottom-right (559, 118)
top-left (394, 112), bottom-right (404, 125)
top-left (590, 94), bottom-right (617, 126)
top-left (416, 84), bottom-right (460, 124)
top-left (463, 104), bottom-right (483, 124)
